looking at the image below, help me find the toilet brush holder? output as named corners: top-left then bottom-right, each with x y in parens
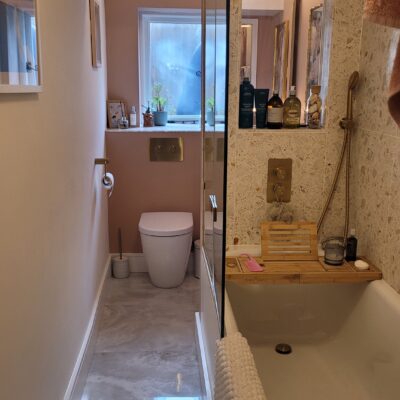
top-left (112, 256), bottom-right (130, 279)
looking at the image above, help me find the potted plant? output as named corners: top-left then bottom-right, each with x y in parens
top-left (207, 97), bottom-right (215, 127)
top-left (152, 83), bottom-right (168, 126)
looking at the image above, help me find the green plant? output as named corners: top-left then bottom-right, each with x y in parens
top-left (152, 82), bottom-right (167, 112)
top-left (207, 97), bottom-right (215, 112)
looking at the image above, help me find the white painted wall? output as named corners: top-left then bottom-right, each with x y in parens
top-left (0, 1), bottom-right (109, 399)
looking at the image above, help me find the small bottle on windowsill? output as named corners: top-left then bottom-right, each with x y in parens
top-left (130, 106), bottom-right (137, 127)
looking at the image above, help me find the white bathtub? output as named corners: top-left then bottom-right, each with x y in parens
top-left (225, 280), bottom-right (400, 400)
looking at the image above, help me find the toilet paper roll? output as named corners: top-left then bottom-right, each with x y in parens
top-left (102, 172), bottom-right (114, 197)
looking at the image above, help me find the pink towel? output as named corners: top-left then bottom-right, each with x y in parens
top-left (364, 0), bottom-right (400, 126)
top-left (239, 254), bottom-right (264, 272)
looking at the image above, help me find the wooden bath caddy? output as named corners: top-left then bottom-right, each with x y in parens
top-left (226, 221), bottom-right (382, 284)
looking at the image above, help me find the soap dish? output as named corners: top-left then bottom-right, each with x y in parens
top-left (354, 259), bottom-right (369, 271)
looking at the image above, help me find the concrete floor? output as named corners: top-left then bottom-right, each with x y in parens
top-left (81, 273), bottom-right (202, 400)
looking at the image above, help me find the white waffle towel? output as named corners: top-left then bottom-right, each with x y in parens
top-left (214, 332), bottom-right (267, 400)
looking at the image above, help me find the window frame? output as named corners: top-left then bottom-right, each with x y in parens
top-left (138, 8), bottom-right (202, 123)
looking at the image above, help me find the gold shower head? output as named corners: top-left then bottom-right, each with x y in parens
top-left (348, 71), bottom-right (360, 91)
top-left (346, 71), bottom-right (359, 121)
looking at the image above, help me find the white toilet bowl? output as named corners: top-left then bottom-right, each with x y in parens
top-left (139, 212), bottom-right (193, 288)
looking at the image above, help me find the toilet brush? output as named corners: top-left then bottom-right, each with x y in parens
top-left (112, 227), bottom-right (129, 278)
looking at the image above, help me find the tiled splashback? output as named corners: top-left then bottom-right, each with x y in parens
top-left (351, 22), bottom-right (400, 292)
top-left (227, 0), bottom-right (364, 246)
top-left (227, 0), bottom-right (400, 292)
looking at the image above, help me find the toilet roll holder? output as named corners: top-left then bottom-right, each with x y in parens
top-left (95, 158), bottom-right (110, 175)
top-left (95, 158), bottom-right (114, 197)
top-left (95, 158), bottom-right (109, 168)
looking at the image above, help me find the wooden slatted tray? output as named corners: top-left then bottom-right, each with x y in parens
top-left (261, 221), bottom-right (318, 261)
top-left (225, 256), bottom-right (382, 284)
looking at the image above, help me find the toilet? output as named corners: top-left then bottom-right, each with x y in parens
top-left (139, 212), bottom-right (193, 288)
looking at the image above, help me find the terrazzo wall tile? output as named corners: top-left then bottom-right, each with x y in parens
top-left (323, 0), bottom-right (364, 129)
top-left (386, 147), bottom-right (400, 292)
top-left (226, 0), bottom-right (241, 245)
top-left (350, 20), bottom-right (400, 292)
top-left (355, 22), bottom-right (400, 136)
top-left (319, 0), bottom-right (364, 239)
top-left (226, 0), bottom-right (365, 246)
top-left (351, 129), bottom-right (397, 278)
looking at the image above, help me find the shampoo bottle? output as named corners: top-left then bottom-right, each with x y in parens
top-left (345, 229), bottom-right (358, 261)
top-left (254, 89), bottom-right (269, 128)
top-left (239, 75), bottom-right (255, 128)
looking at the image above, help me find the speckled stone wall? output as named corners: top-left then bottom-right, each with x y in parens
top-left (351, 21), bottom-right (400, 291)
top-left (226, 0), bottom-right (364, 246)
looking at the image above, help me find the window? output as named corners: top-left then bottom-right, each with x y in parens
top-left (139, 9), bottom-right (226, 123)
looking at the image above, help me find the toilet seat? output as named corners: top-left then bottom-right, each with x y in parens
top-left (139, 212), bottom-right (193, 236)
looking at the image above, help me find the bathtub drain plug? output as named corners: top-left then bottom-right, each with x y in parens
top-left (275, 343), bottom-right (292, 355)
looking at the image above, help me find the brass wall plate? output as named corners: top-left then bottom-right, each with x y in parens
top-left (267, 158), bottom-right (292, 202)
top-left (150, 137), bottom-right (184, 162)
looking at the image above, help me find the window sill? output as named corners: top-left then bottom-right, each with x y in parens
top-left (106, 123), bottom-right (225, 133)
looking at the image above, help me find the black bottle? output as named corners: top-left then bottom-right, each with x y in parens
top-left (345, 229), bottom-right (358, 261)
top-left (267, 90), bottom-right (283, 129)
top-left (239, 77), bottom-right (254, 128)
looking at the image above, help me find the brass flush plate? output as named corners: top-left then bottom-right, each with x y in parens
top-left (267, 158), bottom-right (292, 202)
top-left (150, 137), bottom-right (184, 161)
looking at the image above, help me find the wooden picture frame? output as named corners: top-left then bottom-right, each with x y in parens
top-left (107, 100), bottom-right (126, 128)
top-left (0, 0), bottom-right (43, 93)
top-left (273, 21), bottom-right (289, 100)
top-left (305, 5), bottom-right (324, 106)
top-left (89, 0), bottom-right (102, 68)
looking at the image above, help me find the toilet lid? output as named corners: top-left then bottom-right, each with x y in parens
top-left (139, 212), bottom-right (193, 236)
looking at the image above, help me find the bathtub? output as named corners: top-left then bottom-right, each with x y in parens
top-left (225, 280), bottom-right (400, 400)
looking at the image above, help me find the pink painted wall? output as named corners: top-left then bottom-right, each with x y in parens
top-left (106, 132), bottom-right (201, 253)
top-left (105, 0), bottom-right (201, 113)
top-left (251, 14), bottom-right (282, 90)
top-left (104, 0), bottom-right (202, 253)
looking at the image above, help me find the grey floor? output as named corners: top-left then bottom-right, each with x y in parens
top-left (81, 273), bottom-right (202, 400)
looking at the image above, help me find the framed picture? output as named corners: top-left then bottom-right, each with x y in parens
top-left (89, 0), bottom-right (102, 67)
top-left (273, 21), bottom-right (289, 99)
top-left (0, 0), bottom-right (43, 93)
top-left (107, 100), bottom-right (126, 128)
top-left (305, 5), bottom-right (324, 103)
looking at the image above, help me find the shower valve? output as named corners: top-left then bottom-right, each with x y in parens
top-left (267, 159), bottom-right (292, 203)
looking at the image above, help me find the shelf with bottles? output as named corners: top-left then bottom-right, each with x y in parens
top-left (235, 126), bottom-right (327, 136)
top-left (238, 71), bottom-right (324, 132)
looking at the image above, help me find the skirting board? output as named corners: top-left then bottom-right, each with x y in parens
top-left (110, 252), bottom-right (195, 275)
top-left (63, 255), bottom-right (112, 400)
top-left (195, 312), bottom-right (213, 400)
